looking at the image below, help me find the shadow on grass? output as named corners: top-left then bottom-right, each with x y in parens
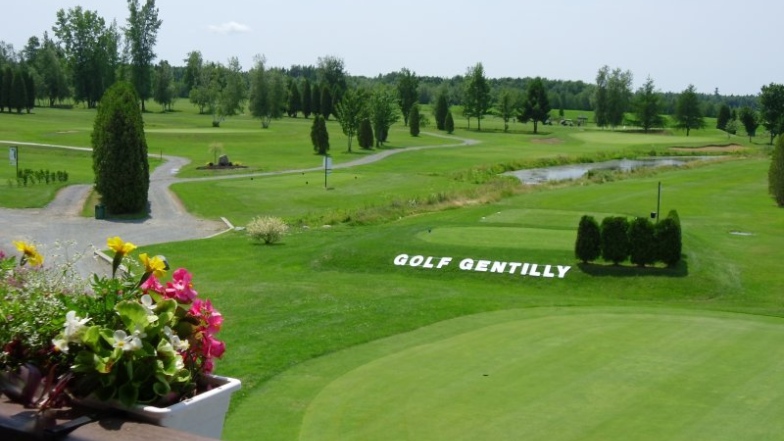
top-left (577, 257), bottom-right (688, 278)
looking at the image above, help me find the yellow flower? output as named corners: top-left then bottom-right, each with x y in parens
top-left (13, 241), bottom-right (44, 266)
top-left (107, 236), bottom-right (137, 257)
top-left (140, 253), bottom-right (167, 278)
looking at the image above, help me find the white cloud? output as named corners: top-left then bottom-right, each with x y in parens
top-left (207, 21), bottom-right (251, 35)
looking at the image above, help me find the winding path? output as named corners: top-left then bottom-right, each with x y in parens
top-left (0, 133), bottom-right (479, 278)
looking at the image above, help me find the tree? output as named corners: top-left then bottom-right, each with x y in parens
top-left (1, 65), bottom-right (12, 112)
top-left (10, 69), bottom-right (26, 113)
top-left (36, 38), bottom-right (70, 107)
top-left (716, 104), bottom-right (731, 131)
top-left (496, 88), bottom-right (519, 132)
top-left (760, 83), bottom-right (784, 144)
top-left (369, 85), bottom-right (400, 147)
top-left (301, 78), bottom-right (312, 118)
top-left (673, 85), bottom-right (705, 136)
top-left (211, 57), bottom-right (246, 126)
top-left (358, 117), bottom-right (374, 149)
top-left (334, 87), bottom-right (367, 152)
top-left (593, 66), bottom-right (609, 127)
top-left (91, 81), bottom-right (149, 215)
top-left (463, 63), bottom-right (491, 131)
top-left (396, 68), bottom-right (419, 126)
top-left (317, 55), bottom-right (347, 104)
top-left (769, 134), bottom-right (784, 207)
top-left (655, 210), bottom-right (682, 266)
top-left (628, 217), bottom-right (656, 267)
top-left (124, 0), bottom-right (162, 112)
top-left (152, 59), bottom-right (174, 111)
top-left (631, 76), bottom-right (664, 132)
top-left (54, 7), bottom-right (120, 108)
top-left (182, 51), bottom-right (202, 97)
top-left (310, 114), bottom-right (329, 155)
top-left (575, 215), bottom-right (601, 263)
top-left (607, 68), bottom-right (633, 127)
top-left (311, 81), bottom-right (321, 116)
top-left (739, 106), bottom-right (759, 142)
top-left (320, 85), bottom-right (333, 120)
top-left (188, 61), bottom-right (216, 114)
top-left (409, 104), bottom-right (420, 137)
top-left (22, 69), bottom-right (35, 113)
top-left (445, 111), bottom-right (455, 134)
top-left (601, 216), bottom-right (630, 265)
top-left (287, 79), bottom-right (301, 117)
top-left (433, 88), bottom-right (449, 130)
top-left (518, 77), bottom-right (551, 134)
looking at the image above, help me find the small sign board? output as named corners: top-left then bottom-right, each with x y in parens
top-left (9, 147), bottom-right (17, 166)
top-left (323, 156), bottom-right (332, 174)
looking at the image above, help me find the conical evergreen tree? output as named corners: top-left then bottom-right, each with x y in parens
top-left (409, 104), bottom-right (420, 137)
top-left (301, 79), bottom-right (312, 118)
top-left (445, 111), bottom-right (455, 134)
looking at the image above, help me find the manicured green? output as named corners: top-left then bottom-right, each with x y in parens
top-left (2, 105), bottom-right (782, 440)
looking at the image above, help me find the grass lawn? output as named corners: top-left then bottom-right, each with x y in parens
top-left (2, 107), bottom-right (782, 440)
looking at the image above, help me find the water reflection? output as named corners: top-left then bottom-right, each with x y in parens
top-left (503, 157), bottom-right (715, 185)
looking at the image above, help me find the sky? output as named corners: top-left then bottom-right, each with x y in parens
top-left (1, 0), bottom-right (781, 96)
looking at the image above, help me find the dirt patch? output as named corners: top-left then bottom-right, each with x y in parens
top-left (670, 144), bottom-right (746, 153)
top-left (531, 138), bottom-right (562, 145)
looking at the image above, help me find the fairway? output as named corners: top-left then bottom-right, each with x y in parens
top-left (296, 308), bottom-right (784, 441)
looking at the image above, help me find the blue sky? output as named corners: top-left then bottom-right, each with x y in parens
top-left (2, 0), bottom-right (781, 95)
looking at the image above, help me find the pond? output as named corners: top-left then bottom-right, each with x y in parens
top-left (502, 157), bottom-right (717, 185)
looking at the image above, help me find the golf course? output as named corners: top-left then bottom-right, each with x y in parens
top-left (1, 106), bottom-right (782, 440)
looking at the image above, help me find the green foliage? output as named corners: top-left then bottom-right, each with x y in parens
top-left (518, 77), bottom-right (551, 134)
top-left (445, 111), bottom-right (455, 134)
top-left (769, 134), bottom-right (784, 206)
top-left (655, 210), bottom-right (682, 266)
top-left (301, 78), bottom-right (312, 118)
top-left (125, 0), bottom-right (162, 112)
top-left (673, 84), bottom-right (706, 136)
top-left (91, 81), bottom-right (150, 214)
top-left (250, 57), bottom-right (286, 128)
top-left (760, 83), bottom-right (784, 144)
top-left (463, 62), bottom-right (491, 130)
top-left (396, 68), bottom-right (419, 126)
top-left (1, 67), bottom-right (12, 112)
top-left (601, 216), bottom-right (630, 264)
top-left (320, 85), bottom-right (333, 120)
top-left (9, 69), bottom-right (26, 113)
top-left (358, 117), bottom-right (374, 150)
top-left (369, 85), bottom-right (400, 147)
top-left (628, 217), bottom-right (656, 267)
top-left (739, 106), bottom-right (759, 142)
top-left (310, 114), bottom-right (329, 155)
top-left (574, 215), bottom-right (601, 263)
top-left (287, 79), bottom-right (301, 117)
top-left (495, 88), bottom-right (519, 132)
top-left (631, 76), bottom-right (664, 132)
top-left (409, 104), bottom-right (420, 137)
top-left (246, 216), bottom-right (289, 244)
top-left (716, 104), bottom-right (731, 130)
top-left (152, 59), bottom-right (174, 111)
top-left (434, 89), bottom-right (449, 130)
top-left (334, 88), bottom-right (368, 152)
top-left (594, 66), bottom-right (633, 128)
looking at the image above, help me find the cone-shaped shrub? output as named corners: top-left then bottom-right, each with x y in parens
top-left (575, 215), bottom-right (601, 263)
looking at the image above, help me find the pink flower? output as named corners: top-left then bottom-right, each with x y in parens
top-left (204, 334), bottom-right (226, 358)
top-left (140, 274), bottom-right (165, 294)
top-left (165, 268), bottom-right (198, 303)
top-left (189, 299), bottom-right (223, 333)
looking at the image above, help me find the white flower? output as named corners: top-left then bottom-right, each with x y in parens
top-left (140, 294), bottom-right (158, 323)
top-left (113, 330), bottom-right (142, 352)
top-left (52, 337), bottom-right (69, 354)
top-left (63, 311), bottom-right (90, 341)
top-left (164, 326), bottom-right (189, 351)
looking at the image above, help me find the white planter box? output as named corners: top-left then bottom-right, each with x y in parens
top-left (124, 374), bottom-right (241, 439)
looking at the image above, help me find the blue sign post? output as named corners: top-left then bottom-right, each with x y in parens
top-left (9, 146), bottom-right (18, 180)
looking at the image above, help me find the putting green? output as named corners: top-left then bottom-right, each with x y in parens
top-left (297, 309), bottom-right (784, 440)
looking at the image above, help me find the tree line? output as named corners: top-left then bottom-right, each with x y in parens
top-left (2, 1), bottom-right (783, 147)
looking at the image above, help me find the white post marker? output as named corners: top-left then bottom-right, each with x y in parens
top-left (323, 155), bottom-right (332, 188)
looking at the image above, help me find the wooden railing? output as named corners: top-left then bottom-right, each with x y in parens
top-left (0, 399), bottom-right (216, 440)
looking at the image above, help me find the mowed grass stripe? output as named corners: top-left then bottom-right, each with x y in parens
top-left (416, 227), bottom-right (576, 251)
top-left (299, 311), bottom-right (784, 441)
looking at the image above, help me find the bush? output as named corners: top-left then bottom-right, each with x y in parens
top-left (628, 217), bottom-right (656, 267)
top-left (247, 216), bottom-right (288, 244)
top-left (655, 210), bottom-right (682, 266)
top-left (575, 215), bottom-right (601, 263)
top-left (601, 216), bottom-right (630, 265)
top-left (770, 134), bottom-right (784, 206)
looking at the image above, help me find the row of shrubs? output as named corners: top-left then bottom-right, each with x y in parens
top-left (7, 169), bottom-right (69, 187)
top-left (575, 210), bottom-right (682, 267)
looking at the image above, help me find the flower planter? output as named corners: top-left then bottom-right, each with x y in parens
top-left (80, 374), bottom-right (240, 439)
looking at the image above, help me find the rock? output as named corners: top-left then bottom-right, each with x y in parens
top-left (218, 155), bottom-right (230, 166)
